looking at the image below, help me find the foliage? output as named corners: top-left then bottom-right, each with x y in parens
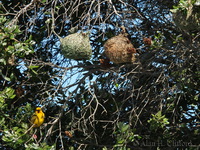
top-left (148, 111), bottom-right (169, 131)
top-left (171, 0), bottom-right (200, 32)
top-left (0, 17), bottom-right (34, 66)
top-left (0, 16), bottom-right (54, 149)
top-left (25, 143), bottom-right (55, 150)
top-left (0, 0), bottom-right (199, 149)
top-left (0, 87), bottom-right (54, 149)
top-left (113, 122), bottom-right (141, 149)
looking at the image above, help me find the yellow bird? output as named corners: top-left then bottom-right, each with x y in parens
top-left (31, 107), bottom-right (45, 127)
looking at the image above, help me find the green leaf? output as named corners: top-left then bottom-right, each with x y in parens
top-left (41, 0), bottom-right (46, 3)
top-left (4, 76), bottom-right (11, 81)
top-left (194, 94), bottom-right (199, 101)
top-left (5, 87), bottom-right (16, 99)
top-left (10, 73), bottom-right (16, 81)
top-left (31, 69), bottom-right (38, 75)
top-left (0, 58), bottom-right (6, 65)
top-left (29, 65), bottom-right (39, 69)
top-left (121, 124), bottom-right (129, 132)
top-left (102, 147), bottom-right (108, 150)
top-left (117, 139), bottom-right (125, 144)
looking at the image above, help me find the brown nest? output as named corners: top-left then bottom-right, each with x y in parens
top-left (104, 29), bottom-right (136, 64)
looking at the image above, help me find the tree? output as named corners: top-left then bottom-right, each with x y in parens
top-left (0, 0), bottom-right (199, 149)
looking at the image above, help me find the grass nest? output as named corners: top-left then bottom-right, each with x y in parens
top-left (60, 32), bottom-right (92, 60)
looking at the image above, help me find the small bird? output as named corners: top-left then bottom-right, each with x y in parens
top-left (31, 107), bottom-right (45, 127)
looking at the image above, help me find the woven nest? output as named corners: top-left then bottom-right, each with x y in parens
top-left (104, 34), bottom-right (136, 64)
top-left (60, 32), bottom-right (92, 60)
